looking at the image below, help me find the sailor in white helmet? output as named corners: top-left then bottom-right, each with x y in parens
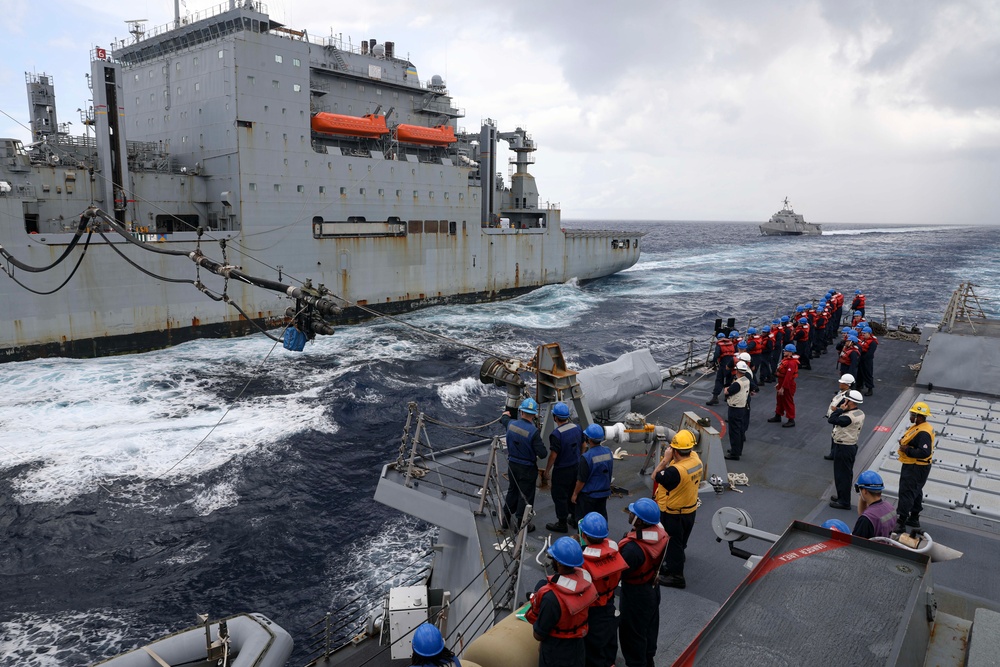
top-left (828, 390), bottom-right (866, 510)
top-left (824, 374), bottom-right (855, 460)
top-left (723, 361), bottom-right (752, 461)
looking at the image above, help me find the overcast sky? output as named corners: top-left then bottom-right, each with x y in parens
top-left (3, 0), bottom-right (998, 224)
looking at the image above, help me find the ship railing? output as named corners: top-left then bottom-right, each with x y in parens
top-left (0, 182), bottom-right (36, 198)
top-left (124, 1), bottom-right (269, 45)
top-left (303, 548), bottom-right (434, 664)
top-left (302, 409), bottom-right (527, 663)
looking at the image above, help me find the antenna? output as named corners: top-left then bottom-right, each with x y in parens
top-left (125, 19), bottom-right (147, 44)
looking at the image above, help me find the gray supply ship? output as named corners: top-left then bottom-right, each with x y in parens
top-left (759, 196), bottom-right (822, 236)
top-left (95, 282), bottom-right (1000, 666)
top-left (0, 1), bottom-right (641, 363)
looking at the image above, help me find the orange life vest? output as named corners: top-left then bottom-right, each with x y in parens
top-left (581, 540), bottom-right (628, 606)
top-left (716, 338), bottom-right (735, 358)
top-left (525, 568), bottom-right (598, 638)
top-left (619, 524), bottom-right (668, 585)
top-left (839, 344), bottom-right (858, 367)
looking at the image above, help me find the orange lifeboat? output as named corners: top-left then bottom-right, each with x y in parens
top-left (311, 113), bottom-right (389, 138)
top-left (395, 124), bottom-right (457, 146)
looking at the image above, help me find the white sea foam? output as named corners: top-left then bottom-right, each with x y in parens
top-left (188, 478), bottom-right (241, 516)
top-left (322, 516), bottom-right (435, 631)
top-left (438, 376), bottom-right (492, 410)
top-left (0, 341), bottom-right (339, 505)
top-left (162, 540), bottom-right (212, 565)
top-left (822, 225), bottom-right (970, 236)
top-left (0, 610), bottom-right (137, 667)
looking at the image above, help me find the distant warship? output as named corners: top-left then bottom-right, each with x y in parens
top-left (759, 197), bottom-right (822, 236)
top-left (0, 0), bottom-right (641, 362)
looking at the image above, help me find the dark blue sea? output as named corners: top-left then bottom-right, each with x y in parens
top-left (1, 221), bottom-right (998, 665)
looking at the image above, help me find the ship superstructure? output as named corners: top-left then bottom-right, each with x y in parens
top-left (0, 1), bottom-right (641, 361)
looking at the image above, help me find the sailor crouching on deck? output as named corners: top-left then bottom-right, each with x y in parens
top-left (527, 536), bottom-right (598, 667)
top-left (853, 471), bottom-right (897, 538)
top-left (501, 397), bottom-right (548, 533)
top-left (652, 429), bottom-right (702, 589)
top-left (617, 498), bottom-right (668, 667)
top-left (579, 513), bottom-right (628, 667)
top-left (895, 402), bottom-right (935, 533)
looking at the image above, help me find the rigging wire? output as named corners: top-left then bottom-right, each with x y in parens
top-left (150, 307), bottom-right (305, 482)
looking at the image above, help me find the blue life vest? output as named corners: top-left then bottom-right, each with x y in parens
top-left (551, 423), bottom-right (583, 469)
top-left (507, 418), bottom-right (539, 466)
top-left (581, 445), bottom-right (613, 498)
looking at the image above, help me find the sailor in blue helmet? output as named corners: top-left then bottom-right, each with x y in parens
top-left (851, 289), bottom-right (866, 318)
top-left (769, 320), bottom-right (783, 381)
top-left (410, 622), bottom-right (460, 666)
top-left (500, 397), bottom-right (548, 533)
top-left (794, 316), bottom-right (812, 370)
top-left (853, 471), bottom-right (897, 538)
top-left (780, 315), bottom-right (794, 351)
top-left (857, 326), bottom-right (878, 397)
top-left (578, 513), bottom-right (627, 667)
top-left (543, 402), bottom-right (584, 533)
top-left (617, 498), bottom-right (668, 667)
top-left (526, 536), bottom-right (597, 667)
top-left (821, 519), bottom-right (851, 533)
top-left (837, 334), bottom-right (861, 380)
top-left (572, 424), bottom-right (614, 521)
top-left (758, 325), bottom-right (775, 383)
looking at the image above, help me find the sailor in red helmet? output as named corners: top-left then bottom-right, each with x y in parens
top-left (527, 536), bottom-right (598, 667)
top-left (617, 497), bottom-right (668, 667)
top-left (578, 513), bottom-right (628, 667)
top-left (768, 344), bottom-right (799, 428)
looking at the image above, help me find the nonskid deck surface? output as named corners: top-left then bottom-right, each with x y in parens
top-left (515, 335), bottom-right (1000, 664)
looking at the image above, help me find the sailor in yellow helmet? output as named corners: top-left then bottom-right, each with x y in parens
top-left (895, 401), bottom-right (934, 532)
top-left (651, 429), bottom-right (702, 589)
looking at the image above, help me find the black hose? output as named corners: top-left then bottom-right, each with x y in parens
top-left (0, 210), bottom-right (91, 272)
top-left (2, 232), bottom-right (94, 295)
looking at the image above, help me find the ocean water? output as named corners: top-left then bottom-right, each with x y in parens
top-left (1, 221), bottom-right (998, 665)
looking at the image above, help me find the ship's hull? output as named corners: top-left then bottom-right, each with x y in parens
top-left (759, 223), bottom-right (822, 236)
top-left (0, 280), bottom-right (609, 362)
top-left (0, 195), bottom-right (640, 361)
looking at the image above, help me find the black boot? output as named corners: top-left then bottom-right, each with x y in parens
top-left (767, 414), bottom-right (782, 423)
top-left (905, 514), bottom-right (921, 529)
top-left (545, 521), bottom-right (568, 533)
top-left (782, 419), bottom-right (796, 428)
top-left (658, 573), bottom-right (686, 589)
top-left (706, 395), bottom-right (719, 406)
